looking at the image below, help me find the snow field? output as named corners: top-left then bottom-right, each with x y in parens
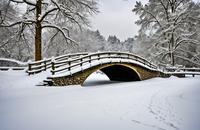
top-left (0, 70), bottom-right (200, 130)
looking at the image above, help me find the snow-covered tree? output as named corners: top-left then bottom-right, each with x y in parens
top-left (0, 0), bottom-right (98, 61)
top-left (133, 0), bottom-right (200, 67)
top-left (121, 38), bottom-right (134, 52)
top-left (106, 35), bottom-right (121, 51)
top-left (42, 28), bottom-right (107, 58)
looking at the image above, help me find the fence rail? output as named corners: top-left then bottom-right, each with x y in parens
top-left (51, 52), bottom-right (158, 75)
top-left (0, 67), bottom-right (27, 71)
top-left (26, 52), bottom-right (88, 75)
top-left (165, 67), bottom-right (200, 72)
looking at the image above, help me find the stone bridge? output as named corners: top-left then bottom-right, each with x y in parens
top-left (27, 52), bottom-right (200, 86)
top-left (40, 52), bottom-right (165, 86)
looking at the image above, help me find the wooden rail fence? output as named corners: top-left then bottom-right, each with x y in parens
top-left (26, 52), bottom-right (88, 75)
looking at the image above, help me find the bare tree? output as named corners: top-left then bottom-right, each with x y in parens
top-left (1, 0), bottom-right (98, 61)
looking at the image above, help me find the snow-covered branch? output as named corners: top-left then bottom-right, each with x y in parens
top-left (139, 7), bottom-right (162, 27)
top-left (0, 20), bottom-right (35, 27)
top-left (175, 55), bottom-right (200, 66)
top-left (9, 0), bottom-right (36, 6)
top-left (74, 0), bottom-right (98, 13)
top-left (42, 24), bottom-right (76, 44)
top-left (158, 0), bottom-right (170, 21)
top-left (175, 0), bottom-right (187, 10)
top-left (175, 39), bottom-right (200, 50)
top-left (39, 7), bottom-right (58, 22)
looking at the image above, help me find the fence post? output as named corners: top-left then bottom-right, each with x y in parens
top-left (80, 58), bottom-right (82, 66)
top-left (143, 58), bottom-right (145, 65)
top-left (135, 56), bottom-right (138, 61)
top-left (27, 60), bottom-right (32, 75)
top-left (119, 53), bottom-right (121, 63)
top-left (68, 61), bottom-right (71, 71)
top-left (44, 58), bottom-right (46, 71)
top-left (149, 62), bottom-right (151, 68)
top-left (51, 57), bottom-right (55, 75)
top-left (109, 53), bottom-right (112, 63)
top-left (89, 56), bottom-right (91, 63)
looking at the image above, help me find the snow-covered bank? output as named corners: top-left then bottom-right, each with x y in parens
top-left (0, 71), bottom-right (200, 130)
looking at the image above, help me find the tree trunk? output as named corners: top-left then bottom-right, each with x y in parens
top-left (170, 52), bottom-right (175, 66)
top-left (35, 0), bottom-right (42, 61)
top-left (170, 1), bottom-right (175, 66)
top-left (170, 31), bottom-right (175, 66)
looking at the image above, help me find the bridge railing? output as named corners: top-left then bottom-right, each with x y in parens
top-left (176, 68), bottom-right (200, 72)
top-left (50, 52), bottom-right (158, 75)
top-left (165, 67), bottom-right (200, 72)
top-left (26, 51), bottom-right (200, 77)
top-left (27, 52), bottom-right (88, 75)
top-left (0, 66), bottom-right (27, 71)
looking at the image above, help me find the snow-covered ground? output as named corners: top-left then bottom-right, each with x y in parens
top-left (0, 70), bottom-right (200, 130)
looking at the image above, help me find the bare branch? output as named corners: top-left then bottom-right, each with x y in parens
top-left (73, 0), bottom-right (98, 14)
top-left (9, 0), bottom-right (36, 6)
top-left (39, 7), bottom-right (58, 22)
top-left (139, 6), bottom-right (162, 27)
top-left (43, 30), bottom-right (59, 53)
top-left (174, 39), bottom-right (200, 50)
top-left (175, 55), bottom-right (200, 66)
top-left (158, 0), bottom-right (170, 21)
top-left (0, 20), bottom-right (35, 27)
top-left (42, 24), bottom-right (77, 44)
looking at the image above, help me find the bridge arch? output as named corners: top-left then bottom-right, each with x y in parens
top-left (78, 63), bottom-right (144, 85)
top-left (50, 63), bottom-right (160, 86)
top-left (101, 65), bottom-right (141, 81)
top-left (83, 64), bottom-right (141, 84)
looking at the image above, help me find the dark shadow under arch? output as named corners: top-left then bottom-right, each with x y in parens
top-left (100, 65), bottom-right (141, 81)
top-left (82, 64), bottom-right (141, 86)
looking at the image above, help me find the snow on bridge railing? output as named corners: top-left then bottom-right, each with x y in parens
top-left (27, 52), bottom-right (88, 75)
top-left (163, 67), bottom-right (200, 77)
top-left (26, 52), bottom-right (158, 75)
top-left (165, 67), bottom-right (200, 72)
top-left (50, 52), bottom-right (158, 76)
top-left (0, 58), bottom-right (27, 71)
top-left (0, 66), bottom-right (27, 71)
top-left (25, 51), bottom-right (200, 78)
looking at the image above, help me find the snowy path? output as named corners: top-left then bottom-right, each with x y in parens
top-left (0, 71), bottom-right (200, 130)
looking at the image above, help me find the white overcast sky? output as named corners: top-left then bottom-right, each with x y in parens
top-left (91, 0), bottom-right (199, 41)
top-left (91, 0), bottom-right (148, 41)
